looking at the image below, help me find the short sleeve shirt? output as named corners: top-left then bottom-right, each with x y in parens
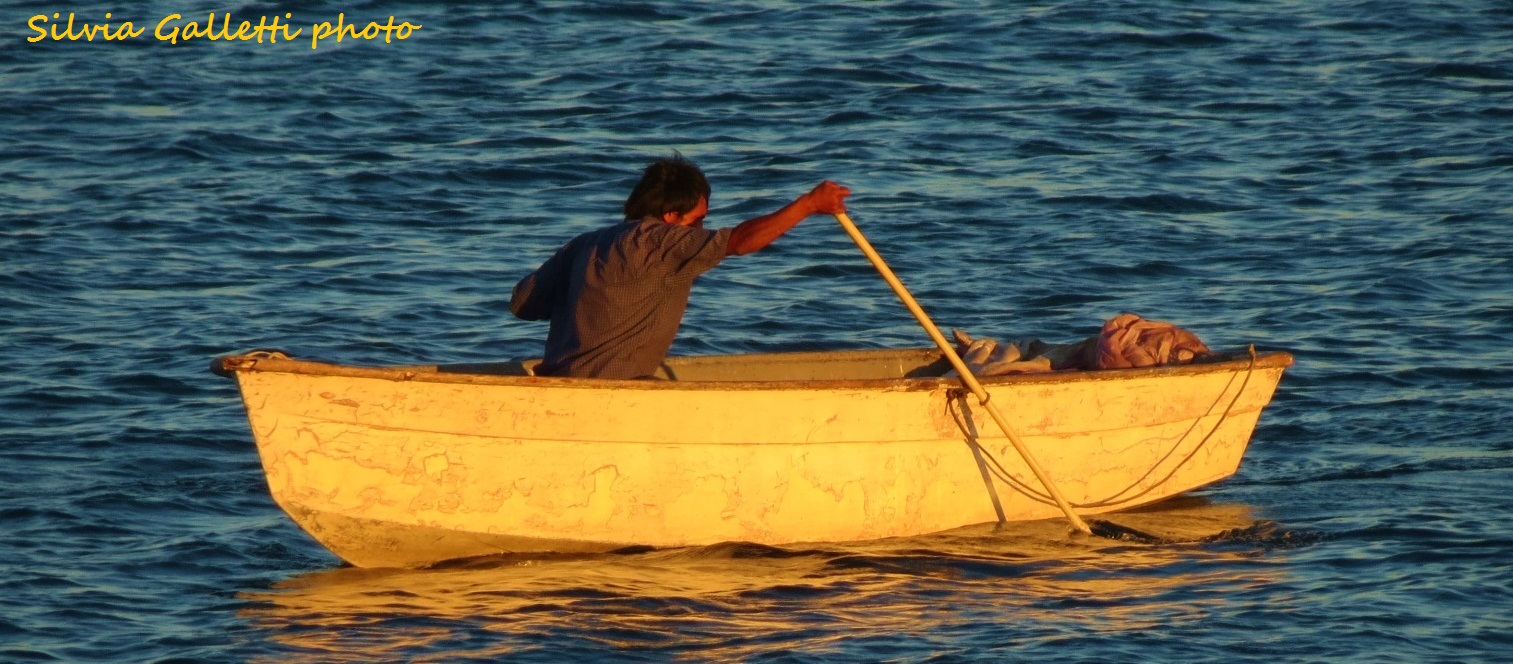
top-left (511, 218), bottom-right (731, 379)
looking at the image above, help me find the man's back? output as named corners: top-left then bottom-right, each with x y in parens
top-left (511, 218), bottom-right (730, 379)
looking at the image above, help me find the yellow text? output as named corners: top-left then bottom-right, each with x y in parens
top-left (309, 14), bottom-right (422, 50)
top-left (28, 13), bottom-right (145, 42)
top-left (155, 12), bottom-right (303, 45)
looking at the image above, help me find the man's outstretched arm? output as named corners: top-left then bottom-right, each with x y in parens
top-left (726, 180), bottom-right (850, 256)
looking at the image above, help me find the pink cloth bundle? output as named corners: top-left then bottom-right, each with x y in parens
top-left (950, 313), bottom-right (1212, 376)
top-left (1094, 313), bottom-right (1211, 370)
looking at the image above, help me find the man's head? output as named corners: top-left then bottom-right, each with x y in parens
top-left (624, 155), bottom-right (711, 225)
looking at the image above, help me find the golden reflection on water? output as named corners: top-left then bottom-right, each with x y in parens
top-left (239, 498), bottom-right (1285, 661)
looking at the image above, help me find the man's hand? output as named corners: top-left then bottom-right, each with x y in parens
top-left (803, 180), bottom-right (851, 216)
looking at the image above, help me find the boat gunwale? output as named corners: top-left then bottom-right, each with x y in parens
top-left (218, 348), bottom-right (1294, 392)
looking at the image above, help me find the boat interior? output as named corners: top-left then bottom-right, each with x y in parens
top-left (435, 348), bottom-right (957, 382)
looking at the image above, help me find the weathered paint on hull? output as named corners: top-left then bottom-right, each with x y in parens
top-left (228, 349), bottom-right (1290, 568)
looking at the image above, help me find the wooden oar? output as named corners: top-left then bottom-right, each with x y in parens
top-left (833, 212), bottom-right (1094, 535)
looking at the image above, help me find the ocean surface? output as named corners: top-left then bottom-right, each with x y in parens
top-left (4, 0), bottom-right (1511, 661)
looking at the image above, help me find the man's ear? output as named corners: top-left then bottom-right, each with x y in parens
top-left (661, 210), bottom-right (680, 224)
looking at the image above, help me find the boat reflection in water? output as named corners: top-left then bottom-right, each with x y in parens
top-left (239, 498), bottom-right (1305, 661)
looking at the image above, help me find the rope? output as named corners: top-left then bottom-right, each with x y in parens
top-left (952, 346), bottom-right (1261, 510)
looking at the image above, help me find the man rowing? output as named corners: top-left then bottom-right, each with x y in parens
top-left (511, 155), bottom-right (851, 378)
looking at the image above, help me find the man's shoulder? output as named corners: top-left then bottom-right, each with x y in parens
top-left (572, 219), bottom-right (729, 268)
top-left (619, 218), bottom-right (726, 246)
top-left (558, 220), bottom-right (637, 251)
top-left (645, 219), bottom-right (731, 241)
top-left (574, 219), bottom-right (636, 240)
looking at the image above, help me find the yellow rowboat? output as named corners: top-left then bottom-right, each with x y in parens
top-left (216, 347), bottom-right (1291, 568)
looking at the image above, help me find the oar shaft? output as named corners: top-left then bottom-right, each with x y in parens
top-left (833, 212), bottom-right (1092, 535)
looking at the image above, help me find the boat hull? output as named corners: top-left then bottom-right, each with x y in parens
top-left (225, 348), bottom-right (1291, 567)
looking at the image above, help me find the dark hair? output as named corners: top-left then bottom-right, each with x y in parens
top-left (623, 155), bottom-right (710, 220)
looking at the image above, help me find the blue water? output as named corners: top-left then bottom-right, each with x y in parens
top-left (5, 0), bottom-right (1512, 660)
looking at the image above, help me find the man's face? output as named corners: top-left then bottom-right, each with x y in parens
top-left (663, 197), bottom-right (709, 228)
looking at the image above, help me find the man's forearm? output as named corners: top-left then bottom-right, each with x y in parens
top-left (725, 180), bottom-right (850, 256)
top-left (726, 197), bottom-right (819, 256)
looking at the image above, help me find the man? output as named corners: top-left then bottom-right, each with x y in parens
top-left (511, 155), bottom-right (850, 379)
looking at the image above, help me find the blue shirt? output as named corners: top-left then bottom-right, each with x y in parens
top-left (511, 218), bottom-right (731, 378)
